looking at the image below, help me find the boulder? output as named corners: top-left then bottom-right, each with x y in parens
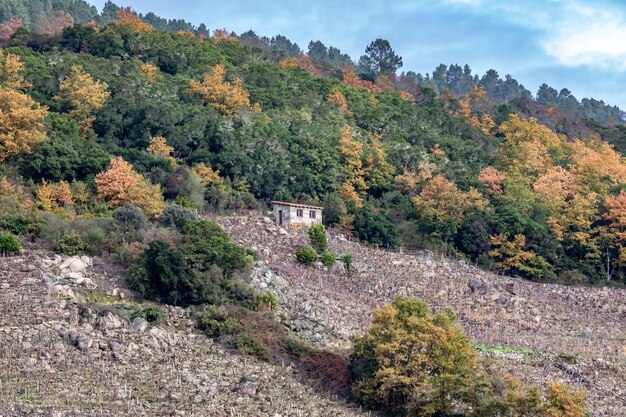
top-left (131, 318), bottom-right (149, 333)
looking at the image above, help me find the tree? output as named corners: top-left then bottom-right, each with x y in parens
top-left (187, 64), bottom-right (259, 117)
top-left (358, 38), bottom-right (403, 78)
top-left (0, 89), bottom-right (48, 162)
top-left (0, 17), bottom-right (22, 47)
top-left (55, 65), bottom-right (109, 132)
top-left (95, 156), bottom-right (165, 218)
top-left (147, 136), bottom-right (176, 163)
top-left (114, 7), bottom-right (152, 32)
top-left (0, 49), bottom-right (28, 90)
top-left (351, 297), bottom-right (487, 416)
top-left (32, 11), bottom-right (74, 36)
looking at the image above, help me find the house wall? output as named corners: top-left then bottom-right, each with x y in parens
top-left (273, 205), bottom-right (322, 228)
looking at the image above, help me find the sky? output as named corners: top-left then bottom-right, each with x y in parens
top-left (88, 0), bottom-right (626, 109)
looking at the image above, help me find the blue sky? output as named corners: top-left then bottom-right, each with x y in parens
top-left (89, 0), bottom-right (626, 109)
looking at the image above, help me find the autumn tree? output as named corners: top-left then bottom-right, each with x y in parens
top-left (32, 11), bottom-right (74, 36)
top-left (341, 64), bottom-right (382, 94)
top-left (544, 382), bottom-right (588, 417)
top-left (36, 180), bottom-right (74, 212)
top-left (478, 166), bottom-right (505, 194)
top-left (351, 297), bottom-right (487, 416)
top-left (327, 89), bottom-right (351, 115)
top-left (364, 133), bottom-right (394, 193)
top-left (0, 17), bottom-right (22, 47)
top-left (55, 66), bottom-right (110, 132)
top-left (337, 124), bottom-right (367, 207)
top-left (192, 163), bottom-right (224, 188)
top-left (140, 63), bottom-right (159, 83)
top-left (187, 64), bottom-right (260, 117)
top-left (95, 157), bottom-right (165, 218)
top-left (115, 7), bottom-right (152, 32)
top-left (0, 49), bottom-right (28, 90)
top-left (212, 28), bottom-right (237, 42)
top-left (488, 234), bottom-right (552, 279)
top-left (0, 89), bottom-right (48, 162)
top-left (147, 136), bottom-right (176, 163)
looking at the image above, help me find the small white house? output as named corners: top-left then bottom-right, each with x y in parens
top-left (271, 201), bottom-right (323, 228)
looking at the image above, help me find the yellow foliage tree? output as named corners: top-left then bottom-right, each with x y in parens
top-left (544, 382), bottom-right (588, 417)
top-left (192, 162), bottom-right (224, 188)
top-left (147, 136), bottom-right (176, 163)
top-left (187, 64), bottom-right (259, 117)
top-left (412, 175), bottom-right (468, 224)
top-left (568, 138), bottom-right (626, 194)
top-left (365, 133), bottom-right (394, 192)
top-left (212, 28), bottom-right (237, 42)
top-left (488, 234), bottom-right (536, 272)
top-left (95, 157), bottom-right (165, 218)
top-left (55, 65), bottom-right (109, 132)
top-left (140, 63), bottom-right (159, 83)
top-left (115, 8), bottom-right (152, 32)
top-left (0, 49), bottom-right (28, 89)
top-left (36, 179), bottom-right (74, 211)
top-left (339, 181), bottom-right (363, 209)
top-left (0, 88), bottom-right (48, 162)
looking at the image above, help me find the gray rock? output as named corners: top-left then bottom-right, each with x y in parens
top-left (74, 333), bottom-right (92, 351)
top-left (131, 318), bottom-right (149, 333)
top-left (235, 379), bottom-right (257, 396)
top-left (100, 312), bottom-right (122, 330)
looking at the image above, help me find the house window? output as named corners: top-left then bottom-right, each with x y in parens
top-left (309, 210), bottom-right (316, 219)
top-left (297, 209), bottom-right (303, 217)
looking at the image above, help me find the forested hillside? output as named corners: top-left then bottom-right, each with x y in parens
top-left (1, 2), bottom-right (626, 286)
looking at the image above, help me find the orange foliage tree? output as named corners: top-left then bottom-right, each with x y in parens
top-left (0, 49), bottom-right (28, 89)
top-left (478, 166), bottom-right (505, 194)
top-left (95, 157), bottom-right (165, 218)
top-left (212, 28), bottom-right (237, 42)
top-left (328, 89), bottom-right (351, 116)
top-left (341, 65), bottom-right (382, 94)
top-left (115, 8), bottom-right (152, 32)
top-left (187, 64), bottom-right (260, 117)
top-left (192, 163), bottom-right (224, 188)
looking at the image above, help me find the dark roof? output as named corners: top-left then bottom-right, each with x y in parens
top-left (271, 201), bottom-right (323, 210)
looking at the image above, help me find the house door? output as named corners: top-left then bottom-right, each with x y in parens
top-left (278, 210), bottom-right (283, 226)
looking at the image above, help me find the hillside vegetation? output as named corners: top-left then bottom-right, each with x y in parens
top-left (2, 4), bottom-right (625, 416)
top-left (2, 4), bottom-right (626, 285)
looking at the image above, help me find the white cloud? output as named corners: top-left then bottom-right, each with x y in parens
top-left (541, 1), bottom-right (626, 69)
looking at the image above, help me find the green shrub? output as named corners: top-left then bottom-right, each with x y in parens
top-left (199, 306), bottom-right (242, 337)
top-left (322, 250), bottom-right (336, 266)
top-left (113, 203), bottom-right (147, 231)
top-left (2, 213), bottom-right (40, 235)
top-left (308, 223), bottom-right (328, 252)
top-left (127, 220), bottom-right (255, 306)
top-left (341, 252), bottom-right (353, 276)
top-left (296, 246), bottom-right (317, 264)
top-left (353, 205), bottom-right (399, 249)
top-left (247, 292), bottom-right (277, 312)
top-left (131, 306), bottom-right (164, 323)
top-left (158, 204), bottom-right (198, 230)
top-left (0, 233), bottom-right (23, 255)
top-left (58, 234), bottom-right (87, 255)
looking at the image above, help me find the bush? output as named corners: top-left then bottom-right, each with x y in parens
top-left (58, 234), bottom-right (87, 255)
top-left (322, 250), bottom-right (336, 266)
top-left (113, 203), bottom-right (147, 231)
top-left (131, 306), bottom-right (164, 323)
top-left (0, 232), bottom-right (22, 255)
top-left (158, 204), bottom-right (198, 230)
top-left (341, 252), bottom-right (353, 276)
top-left (127, 220), bottom-right (255, 306)
top-left (199, 306), bottom-right (242, 337)
top-left (247, 292), bottom-right (277, 312)
top-left (350, 297), bottom-right (488, 416)
top-left (323, 192), bottom-right (348, 227)
top-left (2, 213), bottom-right (40, 235)
top-left (308, 223), bottom-right (327, 252)
top-left (296, 246), bottom-right (317, 264)
top-left (353, 205), bottom-right (399, 249)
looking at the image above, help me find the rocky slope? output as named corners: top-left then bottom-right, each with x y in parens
top-left (0, 254), bottom-right (367, 417)
top-left (214, 214), bottom-right (626, 417)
